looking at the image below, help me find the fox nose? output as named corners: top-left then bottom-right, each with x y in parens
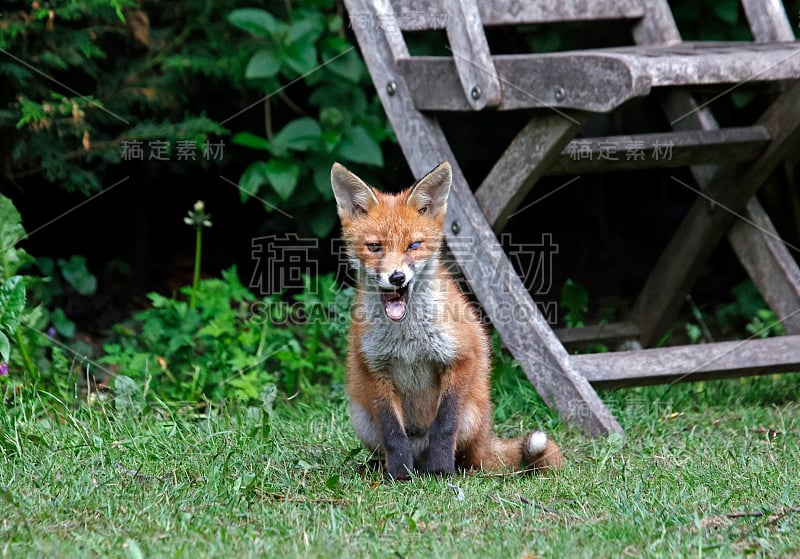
top-left (388, 271), bottom-right (406, 287)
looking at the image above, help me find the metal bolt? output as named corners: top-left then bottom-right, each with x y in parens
top-left (386, 81), bottom-right (397, 96)
top-left (554, 86), bottom-right (566, 102)
top-left (470, 86), bottom-right (481, 100)
top-left (451, 220), bottom-right (461, 235)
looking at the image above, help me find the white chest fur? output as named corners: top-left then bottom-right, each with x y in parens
top-left (358, 275), bottom-right (458, 393)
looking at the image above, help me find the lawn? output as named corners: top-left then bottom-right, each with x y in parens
top-left (2, 368), bottom-right (799, 558)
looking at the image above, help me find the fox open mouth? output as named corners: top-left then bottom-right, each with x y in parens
top-left (381, 286), bottom-right (409, 321)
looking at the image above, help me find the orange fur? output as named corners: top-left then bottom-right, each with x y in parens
top-left (332, 162), bottom-right (563, 479)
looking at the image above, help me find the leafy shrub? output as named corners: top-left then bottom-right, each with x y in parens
top-left (101, 270), bottom-right (352, 403)
top-left (228, 3), bottom-right (392, 238)
top-left (0, 194), bottom-right (81, 392)
top-left (1, 0), bottom-right (251, 193)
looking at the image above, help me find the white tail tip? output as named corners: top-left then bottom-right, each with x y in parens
top-left (526, 431), bottom-right (548, 455)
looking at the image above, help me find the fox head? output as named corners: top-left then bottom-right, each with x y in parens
top-left (331, 162), bottom-right (452, 321)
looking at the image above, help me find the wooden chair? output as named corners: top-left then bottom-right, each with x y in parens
top-left (343, 0), bottom-right (800, 435)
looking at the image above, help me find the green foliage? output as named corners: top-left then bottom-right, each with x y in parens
top-left (560, 278), bottom-right (589, 329)
top-left (101, 269), bottom-right (352, 403)
top-left (716, 280), bottom-right (785, 338)
top-left (1, 1), bottom-right (255, 193)
top-left (0, 276), bottom-right (25, 363)
top-left (229, 4), bottom-right (391, 238)
top-left (27, 255), bottom-right (98, 339)
top-left (0, 195), bottom-right (32, 371)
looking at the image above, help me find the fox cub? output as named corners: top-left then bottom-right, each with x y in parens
top-left (331, 161), bottom-right (563, 479)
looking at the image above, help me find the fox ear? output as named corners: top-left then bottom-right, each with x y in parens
top-left (331, 163), bottom-right (380, 219)
top-left (406, 162), bottom-right (451, 218)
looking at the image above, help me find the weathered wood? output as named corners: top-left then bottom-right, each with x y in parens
top-left (733, 0), bottom-right (800, 335)
top-left (730, 199), bottom-right (800, 333)
top-left (630, 0), bottom-right (800, 341)
top-left (555, 322), bottom-right (640, 351)
top-left (658, 95), bottom-right (800, 337)
top-left (631, 0), bottom-right (680, 45)
top-left (616, 42), bottom-right (800, 87)
top-left (398, 54), bottom-right (649, 112)
top-left (388, 0), bottom-right (646, 30)
top-left (443, 0), bottom-right (501, 110)
top-left (398, 42), bottom-right (800, 112)
top-left (741, 0), bottom-right (795, 43)
top-left (345, 0), bottom-right (622, 436)
top-left (573, 335), bottom-right (800, 389)
top-left (629, 80), bottom-right (800, 347)
top-left (474, 113), bottom-right (588, 232)
top-left (547, 126), bottom-right (770, 175)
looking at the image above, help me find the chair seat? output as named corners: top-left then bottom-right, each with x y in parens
top-left (399, 41), bottom-right (800, 112)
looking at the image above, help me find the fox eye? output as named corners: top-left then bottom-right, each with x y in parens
top-left (366, 243), bottom-right (382, 253)
top-left (407, 241), bottom-right (422, 251)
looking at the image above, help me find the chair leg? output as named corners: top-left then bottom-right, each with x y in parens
top-left (629, 82), bottom-right (800, 346)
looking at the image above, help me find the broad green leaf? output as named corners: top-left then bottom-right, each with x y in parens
top-left (58, 255), bottom-right (97, 296)
top-left (51, 308), bottom-right (76, 338)
top-left (0, 332), bottom-right (9, 363)
top-left (283, 39), bottom-right (317, 74)
top-left (228, 9), bottom-right (283, 37)
top-left (245, 49), bottom-right (282, 80)
top-left (238, 162), bottom-right (270, 203)
top-left (322, 39), bottom-right (363, 83)
top-left (0, 195), bottom-right (30, 279)
top-left (313, 164), bottom-right (335, 199)
top-left (287, 11), bottom-right (325, 44)
top-left (265, 159), bottom-right (300, 200)
top-left (232, 132), bottom-right (270, 151)
top-left (0, 276), bottom-right (25, 336)
top-left (337, 125), bottom-right (383, 166)
top-left (270, 117), bottom-right (322, 156)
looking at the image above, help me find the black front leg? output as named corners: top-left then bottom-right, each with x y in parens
top-left (377, 406), bottom-right (413, 480)
top-left (421, 390), bottom-right (458, 475)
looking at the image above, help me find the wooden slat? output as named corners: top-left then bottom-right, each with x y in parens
top-left (546, 126), bottom-right (770, 175)
top-left (617, 42), bottom-right (800, 87)
top-left (632, 0), bottom-right (680, 45)
top-left (741, 0), bottom-right (795, 43)
top-left (555, 322), bottom-right (640, 351)
top-left (398, 54), bottom-right (649, 112)
top-left (388, 0), bottom-right (645, 30)
top-left (443, 0), bottom-right (501, 110)
top-left (629, 80), bottom-right (800, 347)
top-left (345, 0), bottom-right (622, 436)
top-left (474, 113), bottom-right (588, 232)
top-left (398, 42), bottom-right (800, 112)
top-left (573, 335), bottom-right (800, 389)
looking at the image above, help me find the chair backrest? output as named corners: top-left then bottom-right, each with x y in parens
top-left (389, 0), bottom-right (647, 30)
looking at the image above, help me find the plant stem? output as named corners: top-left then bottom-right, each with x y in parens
top-left (1, 251), bottom-right (39, 381)
top-left (15, 330), bottom-right (38, 383)
top-left (190, 225), bottom-right (202, 309)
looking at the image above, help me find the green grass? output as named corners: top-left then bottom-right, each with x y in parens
top-left (2, 368), bottom-right (799, 558)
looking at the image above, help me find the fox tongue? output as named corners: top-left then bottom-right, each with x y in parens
top-left (384, 292), bottom-right (406, 321)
